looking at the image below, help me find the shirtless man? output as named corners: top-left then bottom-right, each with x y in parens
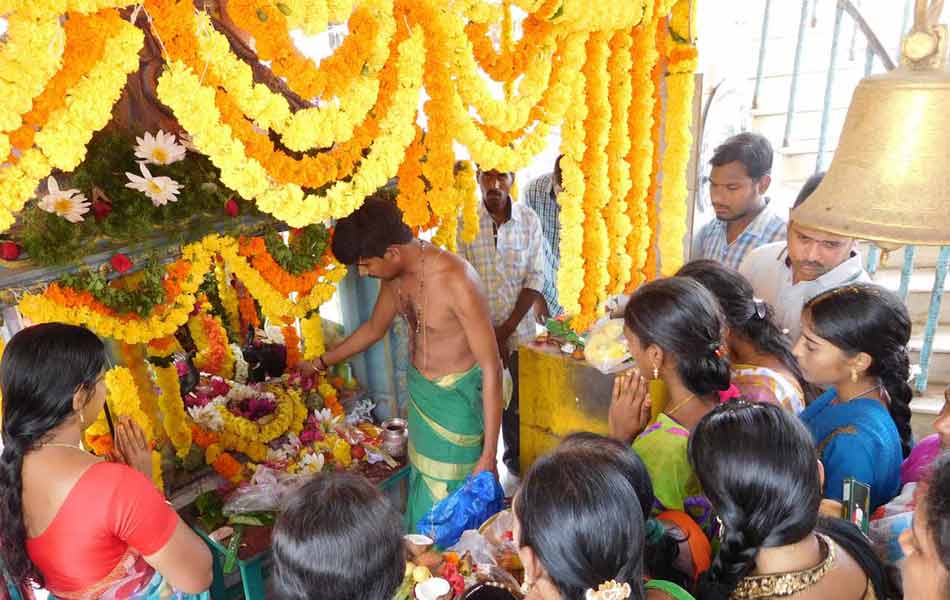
top-left (302, 197), bottom-right (503, 526)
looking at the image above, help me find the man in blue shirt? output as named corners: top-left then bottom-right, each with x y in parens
top-left (692, 132), bottom-right (787, 269)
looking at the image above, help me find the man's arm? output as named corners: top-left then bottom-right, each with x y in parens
top-left (319, 281), bottom-right (399, 367)
top-left (449, 269), bottom-right (503, 475)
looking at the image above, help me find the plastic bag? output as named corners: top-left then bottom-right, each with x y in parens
top-left (415, 472), bottom-right (505, 548)
top-left (449, 530), bottom-right (497, 566)
top-left (222, 466), bottom-right (313, 515)
top-left (584, 318), bottom-right (631, 374)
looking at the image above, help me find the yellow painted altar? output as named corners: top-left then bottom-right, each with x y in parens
top-left (518, 341), bottom-right (620, 472)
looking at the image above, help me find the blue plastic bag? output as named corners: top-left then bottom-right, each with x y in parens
top-left (415, 472), bottom-right (505, 548)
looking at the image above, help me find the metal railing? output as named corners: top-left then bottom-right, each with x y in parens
top-left (752, 0), bottom-right (947, 396)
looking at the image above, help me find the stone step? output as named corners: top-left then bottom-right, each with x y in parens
top-left (873, 267), bottom-right (950, 326)
top-left (909, 330), bottom-right (950, 387)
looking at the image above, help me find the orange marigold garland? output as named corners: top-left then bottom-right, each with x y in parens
top-left (641, 16), bottom-right (670, 284)
top-left (237, 237), bottom-right (320, 297)
top-left (283, 322), bottom-right (302, 369)
top-left (395, 125), bottom-right (430, 229)
top-left (574, 32), bottom-right (611, 333)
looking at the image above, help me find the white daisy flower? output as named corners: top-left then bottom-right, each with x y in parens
top-left (134, 130), bottom-right (187, 165)
top-left (125, 163), bottom-right (182, 207)
top-left (37, 177), bottom-right (90, 223)
top-left (187, 403), bottom-right (225, 432)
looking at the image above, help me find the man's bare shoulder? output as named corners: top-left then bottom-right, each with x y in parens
top-left (434, 247), bottom-right (479, 285)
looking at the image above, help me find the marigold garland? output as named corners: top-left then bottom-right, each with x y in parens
top-left (4, 9), bottom-right (121, 162)
top-left (18, 240), bottom-right (212, 344)
top-left (658, 21), bottom-right (698, 276)
top-left (0, 8), bottom-right (65, 143)
top-left (457, 161), bottom-right (480, 244)
top-left (147, 337), bottom-right (193, 459)
top-left (118, 342), bottom-right (161, 435)
top-left (215, 260), bottom-right (241, 339)
top-left (301, 314), bottom-right (326, 360)
top-left (283, 323), bottom-right (302, 369)
top-left (574, 33), bottom-right (611, 333)
top-left (624, 6), bottom-right (662, 291)
top-left (641, 16), bottom-right (671, 283)
top-left (0, 15), bottom-right (141, 233)
top-left (237, 236), bottom-right (322, 297)
top-left (605, 29), bottom-right (634, 294)
top-left (188, 304), bottom-right (235, 379)
top-left (225, 0), bottom-right (393, 103)
top-left (395, 125), bottom-right (431, 229)
top-left (84, 366), bottom-right (164, 490)
top-left (555, 40), bottom-right (589, 319)
top-left (156, 25), bottom-right (425, 227)
top-left (193, 10), bottom-right (382, 153)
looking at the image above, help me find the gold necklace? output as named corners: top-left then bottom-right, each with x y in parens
top-left (665, 394), bottom-right (696, 417)
top-left (41, 442), bottom-right (84, 451)
top-left (731, 534), bottom-right (835, 599)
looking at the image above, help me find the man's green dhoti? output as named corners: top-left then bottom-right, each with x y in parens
top-left (406, 364), bottom-right (484, 531)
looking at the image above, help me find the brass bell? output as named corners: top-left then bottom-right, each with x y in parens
top-left (790, 0), bottom-right (950, 249)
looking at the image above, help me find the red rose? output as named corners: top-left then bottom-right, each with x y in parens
top-left (110, 253), bottom-right (133, 273)
top-left (225, 198), bottom-right (239, 217)
top-left (0, 241), bottom-right (21, 260)
top-left (92, 199), bottom-right (112, 221)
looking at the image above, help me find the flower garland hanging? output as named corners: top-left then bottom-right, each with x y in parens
top-left (215, 259), bottom-right (240, 339)
top-left (147, 337), bottom-right (193, 459)
top-left (225, 0), bottom-right (393, 103)
top-left (465, 15), bottom-right (555, 83)
top-left (188, 304), bottom-right (235, 379)
top-left (457, 161), bottom-right (480, 245)
top-left (555, 42), bottom-right (589, 319)
top-left (624, 4), bottom-right (662, 291)
top-left (192, 11), bottom-right (381, 153)
top-left (0, 15), bottom-right (142, 234)
top-left (118, 342), bottom-right (161, 434)
top-left (278, 0), bottom-right (329, 35)
top-left (301, 313), bottom-right (325, 361)
top-left (658, 8), bottom-right (698, 276)
top-left (0, 7), bottom-right (65, 147)
top-left (605, 29), bottom-right (634, 294)
top-left (395, 125), bottom-right (430, 229)
top-left (4, 9), bottom-right (121, 162)
top-left (210, 235), bottom-right (347, 321)
top-left (142, 0), bottom-right (392, 190)
top-left (237, 236), bottom-right (323, 297)
top-left (83, 366), bottom-right (164, 490)
top-left (574, 32), bottom-right (611, 333)
top-left (283, 322), bottom-right (302, 369)
top-left (156, 25), bottom-right (425, 227)
top-left (641, 16), bottom-right (671, 283)
top-left (18, 239), bottom-right (211, 344)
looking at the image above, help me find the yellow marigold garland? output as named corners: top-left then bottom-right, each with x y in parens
top-left (301, 314), bottom-right (326, 361)
top-left (605, 29), bottom-right (634, 294)
top-left (147, 337), bottom-right (193, 459)
top-left (556, 37), bottom-right (589, 319)
top-left (658, 19), bottom-right (698, 276)
top-left (574, 33), bottom-right (611, 333)
top-left (395, 125), bottom-right (430, 229)
top-left (188, 307), bottom-right (235, 379)
top-left (215, 260), bottom-right (240, 340)
top-left (156, 25), bottom-right (425, 227)
top-left (118, 342), bottom-right (161, 436)
top-left (216, 385), bottom-right (303, 444)
top-left (624, 6), bottom-right (662, 291)
top-left (192, 11), bottom-right (383, 153)
top-left (642, 17), bottom-right (671, 283)
top-left (84, 366), bottom-right (164, 490)
top-left (458, 161), bottom-right (480, 245)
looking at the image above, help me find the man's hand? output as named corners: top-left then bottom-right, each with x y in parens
top-left (472, 452), bottom-right (498, 477)
top-left (608, 368), bottom-right (652, 446)
top-left (297, 355), bottom-right (329, 378)
top-left (494, 323), bottom-right (513, 361)
top-left (533, 296), bottom-right (550, 325)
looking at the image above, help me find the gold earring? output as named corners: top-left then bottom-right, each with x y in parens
top-left (78, 410), bottom-right (85, 426)
top-left (652, 364), bottom-right (659, 380)
top-left (850, 368), bottom-right (858, 383)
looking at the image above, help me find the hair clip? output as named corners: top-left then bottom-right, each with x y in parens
top-left (752, 297), bottom-right (768, 320)
top-left (585, 581), bottom-right (631, 600)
